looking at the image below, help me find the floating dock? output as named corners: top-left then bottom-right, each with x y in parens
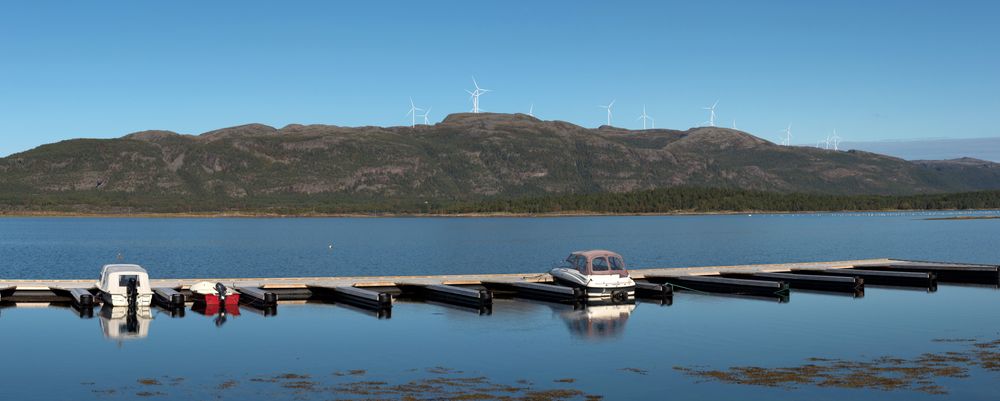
top-left (1, 258), bottom-right (996, 315)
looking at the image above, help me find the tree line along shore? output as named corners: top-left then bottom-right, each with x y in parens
top-left (3, 187), bottom-right (1000, 216)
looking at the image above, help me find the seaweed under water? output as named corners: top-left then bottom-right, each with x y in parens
top-left (674, 337), bottom-right (1000, 395)
top-left (89, 367), bottom-right (603, 400)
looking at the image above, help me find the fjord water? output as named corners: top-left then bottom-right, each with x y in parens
top-left (1, 212), bottom-right (999, 400)
top-left (2, 211), bottom-right (1000, 279)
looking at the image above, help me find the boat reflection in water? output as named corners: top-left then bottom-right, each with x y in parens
top-left (99, 305), bottom-right (152, 341)
top-left (556, 301), bottom-right (636, 340)
top-left (192, 302), bottom-right (240, 327)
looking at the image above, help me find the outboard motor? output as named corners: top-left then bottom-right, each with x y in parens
top-left (214, 282), bottom-right (230, 327)
top-left (126, 277), bottom-right (139, 309)
top-left (215, 282), bottom-right (228, 304)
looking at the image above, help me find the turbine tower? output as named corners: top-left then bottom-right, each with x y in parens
top-left (830, 130), bottom-right (842, 151)
top-left (637, 105), bottom-right (652, 129)
top-left (779, 124), bottom-right (792, 146)
top-left (466, 77), bottom-right (491, 113)
top-left (420, 106), bottom-right (432, 125)
top-left (406, 97), bottom-right (423, 128)
top-left (528, 103), bottom-right (534, 117)
top-left (702, 100), bottom-right (718, 126)
top-left (599, 100), bottom-right (615, 126)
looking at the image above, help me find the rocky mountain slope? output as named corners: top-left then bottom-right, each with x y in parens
top-left (2, 113), bottom-right (999, 211)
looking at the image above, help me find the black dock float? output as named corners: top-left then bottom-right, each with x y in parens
top-left (309, 285), bottom-right (392, 310)
top-left (635, 282), bottom-right (673, 300)
top-left (854, 261), bottom-right (999, 284)
top-left (792, 269), bottom-right (937, 288)
top-left (406, 284), bottom-right (493, 308)
top-left (152, 287), bottom-right (185, 309)
top-left (721, 272), bottom-right (864, 293)
top-left (67, 288), bottom-right (95, 308)
top-left (649, 275), bottom-right (790, 297)
top-left (262, 288), bottom-right (314, 301)
top-left (497, 282), bottom-right (585, 303)
top-left (236, 287), bottom-right (278, 308)
top-left (0, 286), bottom-right (13, 302)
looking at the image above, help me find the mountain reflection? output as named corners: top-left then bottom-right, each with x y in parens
top-left (556, 302), bottom-right (635, 340)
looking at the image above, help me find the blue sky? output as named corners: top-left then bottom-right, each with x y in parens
top-left (1, 0), bottom-right (998, 156)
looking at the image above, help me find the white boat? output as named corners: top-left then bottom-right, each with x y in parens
top-left (98, 264), bottom-right (153, 307)
top-left (549, 250), bottom-right (636, 300)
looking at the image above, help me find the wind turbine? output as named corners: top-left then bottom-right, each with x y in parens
top-left (732, 120), bottom-right (737, 130)
top-left (637, 105), bottom-right (652, 129)
top-left (779, 124), bottom-right (792, 146)
top-left (702, 100), bottom-right (718, 126)
top-left (406, 97), bottom-right (423, 127)
top-left (830, 130), bottom-right (842, 151)
top-left (420, 106), bottom-right (432, 125)
top-left (528, 103), bottom-right (534, 117)
top-left (599, 100), bottom-right (615, 126)
top-left (466, 77), bottom-right (491, 113)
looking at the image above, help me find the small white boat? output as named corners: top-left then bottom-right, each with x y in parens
top-left (98, 264), bottom-right (153, 307)
top-left (549, 250), bottom-right (636, 300)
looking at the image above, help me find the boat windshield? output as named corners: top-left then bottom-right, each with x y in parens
top-left (568, 255), bottom-right (586, 272)
top-left (609, 256), bottom-right (626, 271)
top-left (592, 257), bottom-right (610, 272)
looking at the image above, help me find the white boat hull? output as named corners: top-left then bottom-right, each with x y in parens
top-left (101, 292), bottom-right (152, 307)
top-left (550, 268), bottom-right (636, 299)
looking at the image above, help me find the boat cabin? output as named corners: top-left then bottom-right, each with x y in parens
top-left (565, 250), bottom-right (629, 276)
top-left (98, 264), bottom-right (154, 307)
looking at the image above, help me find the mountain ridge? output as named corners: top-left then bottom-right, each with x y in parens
top-left (3, 113), bottom-right (1000, 212)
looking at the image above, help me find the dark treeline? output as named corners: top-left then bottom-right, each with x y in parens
top-left (441, 187), bottom-right (1000, 214)
top-left (3, 186), bottom-right (1000, 215)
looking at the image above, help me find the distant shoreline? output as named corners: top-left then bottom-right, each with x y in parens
top-left (923, 215), bottom-right (1000, 221)
top-left (1, 209), bottom-right (997, 219)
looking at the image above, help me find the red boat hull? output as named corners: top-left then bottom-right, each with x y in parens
top-left (192, 293), bottom-right (241, 306)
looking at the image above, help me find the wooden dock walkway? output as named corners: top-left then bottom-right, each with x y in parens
top-left (0, 258), bottom-right (890, 291)
top-left (1, 258), bottom-right (996, 310)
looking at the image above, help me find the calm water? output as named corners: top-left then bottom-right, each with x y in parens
top-left (1, 212), bottom-right (999, 400)
top-left (2, 211), bottom-right (1000, 279)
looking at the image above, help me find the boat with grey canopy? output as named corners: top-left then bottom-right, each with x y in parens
top-left (549, 250), bottom-right (636, 300)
